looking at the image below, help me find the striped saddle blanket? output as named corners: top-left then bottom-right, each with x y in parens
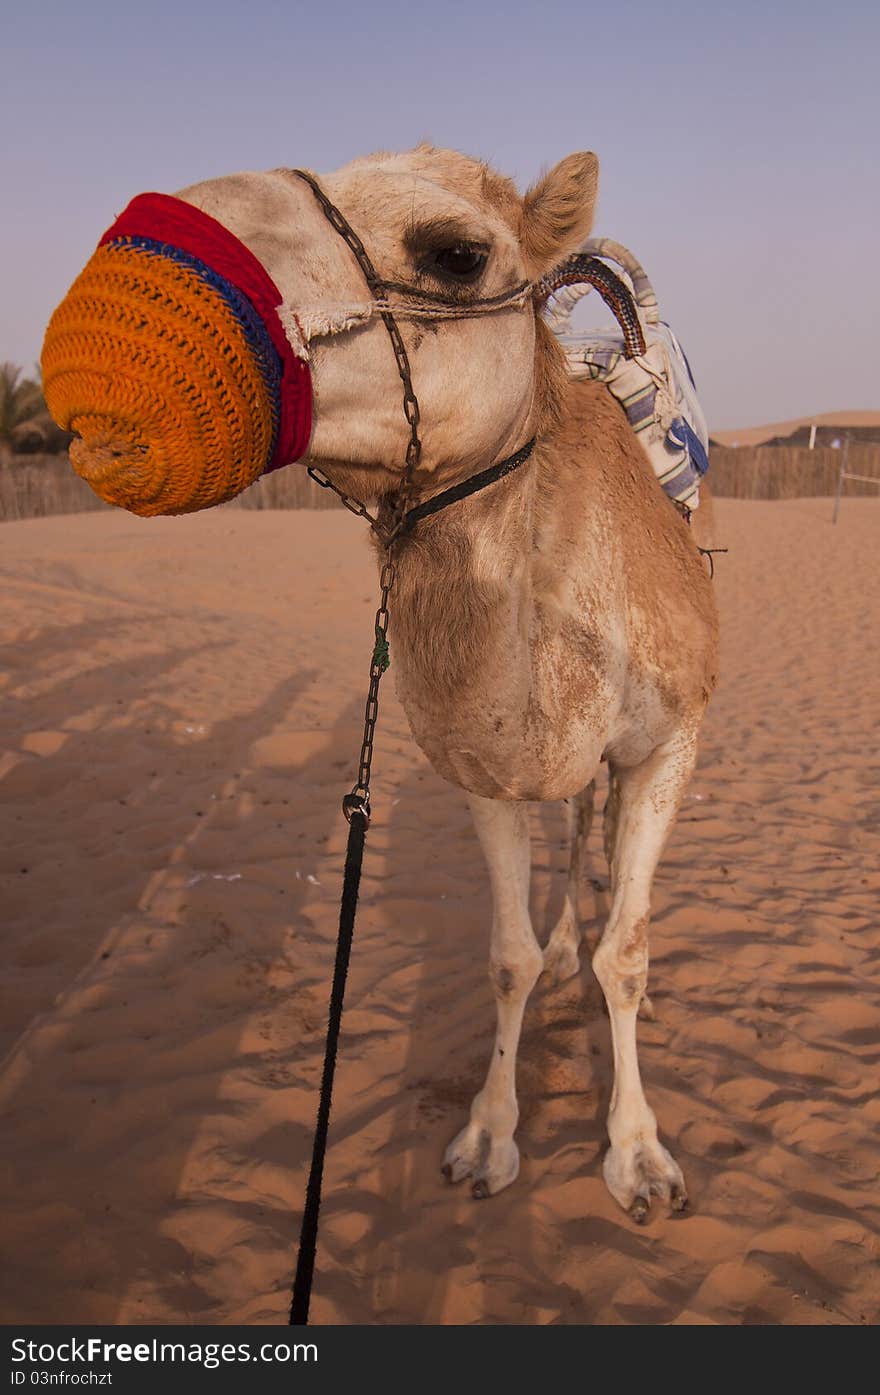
top-left (544, 239), bottom-right (709, 508)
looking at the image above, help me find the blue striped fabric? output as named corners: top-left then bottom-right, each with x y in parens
top-left (553, 321), bottom-right (710, 507)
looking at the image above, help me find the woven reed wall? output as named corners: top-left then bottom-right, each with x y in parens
top-left (0, 455), bottom-right (344, 523)
top-left (708, 445), bottom-right (880, 499)
top-left (4, 447), bottom-right (880, 522)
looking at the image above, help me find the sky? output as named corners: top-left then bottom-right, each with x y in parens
top-left (3, 0), bottom-right (877, 430)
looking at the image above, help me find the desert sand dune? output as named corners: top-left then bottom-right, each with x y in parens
top-left (711, 410), bottom-right (880, 447)
top-left (1, 497), bottom-right (878, 1325)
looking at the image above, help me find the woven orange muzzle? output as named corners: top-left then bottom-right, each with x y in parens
top-left (41, 194), bottom-right (312, 516)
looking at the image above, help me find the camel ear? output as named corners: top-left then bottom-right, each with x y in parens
top-left (521, 152), bottom-right (599, 276)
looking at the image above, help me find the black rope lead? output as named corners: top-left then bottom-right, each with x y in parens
top-left (289, 807), bottom-right (368, 1326)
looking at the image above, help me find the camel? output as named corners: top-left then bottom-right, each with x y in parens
top-left (61, 146), bottom-right (720, 1221)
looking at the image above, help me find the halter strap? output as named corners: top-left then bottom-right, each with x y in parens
top-left (292, 168), bottom-right (537, 536)
top-left (396, 438), bottom-right (535, 536)
top-left (307, 437), bottom-right (536, 546)
top-left (290, 173), bottom-right (651, 535)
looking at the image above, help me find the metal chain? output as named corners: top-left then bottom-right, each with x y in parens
top-left (341, 558), bottom-right (395, 825)
top-left (292, 170), bottom-right (430, 826)
top-left (289, 169), bottom-right (536, 1330)
top-left (294, 172), bottom-right (541, 821)
top-left (306, 464), bottom-right (385, 533)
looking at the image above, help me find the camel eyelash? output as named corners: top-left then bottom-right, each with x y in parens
top-left (404, 216), bottom-right (489, 254)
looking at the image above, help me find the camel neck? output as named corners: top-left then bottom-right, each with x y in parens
top-left (387, 436), bottom-right (541, 707)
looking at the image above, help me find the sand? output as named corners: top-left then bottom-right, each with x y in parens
top-left (1, 497), bottom-right (878, 1326)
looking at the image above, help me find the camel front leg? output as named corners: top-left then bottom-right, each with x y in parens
top-left (442, 793), bottom-right (543, 1198)
top-left (592, 728), bottom-right (698, 1222)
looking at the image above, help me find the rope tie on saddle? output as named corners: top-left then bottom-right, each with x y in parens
top-left (696, 546), bottom-right (728, 578)
top-left (672, 501), bottom-right (728, 577)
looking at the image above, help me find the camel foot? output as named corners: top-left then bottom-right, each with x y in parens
top-left (441, 1122), bottom-right (520, 1197)
top-left (603, 1137), bottom-right (687, 1222)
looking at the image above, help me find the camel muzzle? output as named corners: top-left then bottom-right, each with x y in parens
top-left (41, 193), bottom-right (313, 516)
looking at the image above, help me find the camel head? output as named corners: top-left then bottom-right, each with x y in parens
top-left (42, 147), bottom-right (598, 514)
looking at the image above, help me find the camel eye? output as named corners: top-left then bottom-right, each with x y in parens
top-left (432, 245), bottom-right (487, 279)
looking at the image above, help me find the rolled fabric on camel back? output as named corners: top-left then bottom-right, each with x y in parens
top-left (41, 194), bottom-right (313, 516)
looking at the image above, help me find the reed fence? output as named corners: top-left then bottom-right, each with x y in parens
top-left (3, 446), bottom-right (880, 523)
top-left (707, 445), bottom-right (880, 499)
top-left (0, 455), bottom-right (344, 523)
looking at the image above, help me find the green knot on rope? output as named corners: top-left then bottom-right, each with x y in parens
top-left (372, 628), bottom-right (390, 673)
